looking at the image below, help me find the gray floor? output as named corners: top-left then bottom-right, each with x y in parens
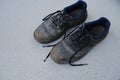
top-left (0, 0), bottom-right (120, 80)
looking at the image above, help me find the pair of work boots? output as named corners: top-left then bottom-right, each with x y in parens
top-left (34, 0), bottom-right (111, 66)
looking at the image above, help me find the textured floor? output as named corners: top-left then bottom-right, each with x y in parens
top-left (0, 0), bottom-right (120, 80)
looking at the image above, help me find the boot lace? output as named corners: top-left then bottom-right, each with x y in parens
top-left (43, 10), bottom-right (75, 31)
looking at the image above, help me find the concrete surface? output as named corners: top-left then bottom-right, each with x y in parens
top-left (0, 0), bottom-right (120, 80)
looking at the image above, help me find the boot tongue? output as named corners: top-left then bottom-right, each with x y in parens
top-left (63, 9), bottom-right (74, 19)
top-left (80, 24), bottom-right (95, 40)
top-left (83, 25), bottom-right (96, 40)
